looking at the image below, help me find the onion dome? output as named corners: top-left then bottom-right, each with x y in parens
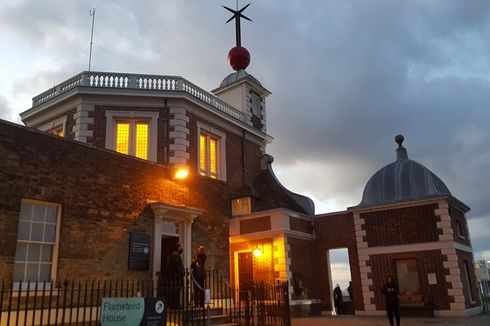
top-left (355, 135), bottom-right (452, 208)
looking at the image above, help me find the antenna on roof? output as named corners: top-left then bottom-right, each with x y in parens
top-left (88, 8), bottom-right (96, 71)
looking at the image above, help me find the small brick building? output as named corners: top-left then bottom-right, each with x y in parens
top-left (0, 67), bottom-right (481, 317)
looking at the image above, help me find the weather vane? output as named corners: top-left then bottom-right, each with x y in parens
top-left (223, 2), bottom-right (252, 71)
top-left (223, 2), bottom-right (251, 47)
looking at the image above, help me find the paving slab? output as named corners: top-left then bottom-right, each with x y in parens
top-left (292, 313), bottom-right (490, 326)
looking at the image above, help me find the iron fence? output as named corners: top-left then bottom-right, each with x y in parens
top-left (0, 271), bottom-right (290, 326)
top-left (478, 280), bottom-right (490, 312)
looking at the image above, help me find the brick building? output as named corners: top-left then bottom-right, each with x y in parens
top-left (0, 38), bottom-right (482, 320)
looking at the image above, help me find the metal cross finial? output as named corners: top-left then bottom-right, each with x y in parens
top-left (223, 3), bottom-right (252, 47)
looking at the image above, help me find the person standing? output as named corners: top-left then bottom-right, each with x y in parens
top-left (191, 245), bottom-right (207, 307)
top-left (333, 284), bottom-right (344, 315)
top-left (382, 275), bottom-right (400, 326)
top-left (347, 281), bottom-right (353, 302)
top-left (168, 242), bottom-right (184, 308)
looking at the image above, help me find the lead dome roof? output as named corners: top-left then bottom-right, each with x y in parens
top-left (355, 135), bottom-right (452, 208)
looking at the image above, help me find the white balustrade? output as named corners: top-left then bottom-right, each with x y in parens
top-left (32, 71), bottom-right (244, 121)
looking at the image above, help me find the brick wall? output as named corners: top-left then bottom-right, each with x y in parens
top-left (456, 250), bottom-right (480, 308)
top-left (0, 120), bottom-right (258, 281)
top-left (314, 212), bottom-right (362, 311)
top-left (450, 205), bottom-right (471, 247)
top-left (187, 113), bottom-right (262, 189)
top-left (363, 204), bottom-right (439, 247)
top-left (290, 216), bottom-right (312, 234)
top-left (92, 105), bottom-right (167, 163)
top-left (370, 250), bottom-right (449, 310)
top-left (288, 237), bottom-right (317, 300)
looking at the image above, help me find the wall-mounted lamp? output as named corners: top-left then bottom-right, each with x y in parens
top-left (174, 168), bottom-right (189, 180)
top-left (253, 246), bottom-right (263, 257)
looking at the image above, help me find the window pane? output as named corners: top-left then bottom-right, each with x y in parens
top-left (20, 202), bottom-right (33, 221)
top-left (39, 264), bottom-right (51, 282)
top-left (44, 224), bottom-right (56, 243)
top-left (199, 134), bottom-right (207, 174)
top-left (135, 123), bottom-right (149, 160)
top-left (13, 263), bottom-right (26, 282)
top-left (26, 263), bottom-right (39, 282)
top-left (33, 204), bottom-right (45, 222)
top-left (116, 123), bottom-right (130, 155)
top-left (15, 243), bottom-right (28, 261)
top-left (210, 138), bottom-right (218, 178)
top-left (41, 245), bottom-right (53, 262)
top-left (17, 221), bottom-right (30, 240)
top-left (28, 243), bottom-right (42, 262)
top-left (45, 205), bottom-right (57, 223)
top-left (30, 223), bottom-right (44, 242)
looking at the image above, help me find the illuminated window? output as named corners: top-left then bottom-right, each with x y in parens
top-left (13, 200), bottom-right (61, 284)
top-left (105, 111), bottom-right (159, 162)
top-left (199, 132), bottom-right (220, 178)
top-left (197, 122), bottom-right (226, 181)
top-left (114, 121), bottom-right (149, 160)
top-left (232, 197), bottom-right (251, 216)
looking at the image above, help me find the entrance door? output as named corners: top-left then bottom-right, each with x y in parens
top-left (238, 252), bottom-right (254, 291)
top-left (161, 235), bottom-right (179, 279)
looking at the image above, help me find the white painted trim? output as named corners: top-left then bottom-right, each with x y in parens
top-left (37, 116), bottom-right (67, 135)
top-left (289, 299), bottom-right (321, 305)
top-left (433, 305), bottom-right (483, 317)
top-left (196, 121), bottom-right (227, 181)
top-left (358, 240), bottom-right (472, 256)
top-left (229, 229), bottom-right (314, 243)
top-left (149, 202), bottom-right (202, 290)
top-left (15, 199), bottom-right (62, 284)
top-left (454, 242), bottom-right (473, 253)
top-left (105, 110), bottom-right (159, 162)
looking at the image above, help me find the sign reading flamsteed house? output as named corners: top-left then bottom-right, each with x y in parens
top-left (101, 297), bottom-right (166, 326)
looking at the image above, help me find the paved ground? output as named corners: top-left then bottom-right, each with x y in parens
top-left (292, 313), bottom-right (490, 326)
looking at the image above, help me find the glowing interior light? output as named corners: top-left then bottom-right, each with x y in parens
top-left (253, 247), bottom-right (263, 257)
top-left (116, 123), bottom-right (130, 155)
top-left (174, 168), bottom-right (189, 180)
top-left (135, 123), bottom-right (148, 160)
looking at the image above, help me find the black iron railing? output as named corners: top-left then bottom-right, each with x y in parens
top-left (479, 280), bottom-right (490, 312)
top-left (0, 271), bottom-right (290, 326)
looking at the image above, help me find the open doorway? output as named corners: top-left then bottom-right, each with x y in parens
top-left (328, 248), bottom-right (353, 315)
top-left (161, 235), bottom-right (179, 279)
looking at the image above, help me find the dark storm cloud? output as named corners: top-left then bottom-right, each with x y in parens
top-left (1, 0), bottom-right (490, 257)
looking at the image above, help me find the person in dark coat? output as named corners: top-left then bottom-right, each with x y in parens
top-left (168, 242), bottom-right (184, 308)
top-left (382, 275), bottom-right (400, 326)
top-left (333, 284), bottom-right (344, 315)
top-left (190, 245), bottom-right (207, 307)
top-left (347, 281), bottom-right (353, 302)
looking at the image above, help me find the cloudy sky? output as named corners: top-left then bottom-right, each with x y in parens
top-left (1, 0), bottom-right (489, 260)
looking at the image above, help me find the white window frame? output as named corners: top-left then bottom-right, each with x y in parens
top-left (13, 199), bottom-right (62, 290)
top-left (38, 116), bottom-right (67, 137)
top-left (232, 197), bottom-right (251, 216)
top-left (197, 121), bottom-right (226, 181)
top-left (105, 111), bottom-right (159, 162)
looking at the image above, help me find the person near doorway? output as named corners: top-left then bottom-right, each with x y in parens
top-left (333, 284), bottom-right (344, 314)
top-left (168, 242), bottom-right (184, 308)
top-left (382, 275), bottom-right (400, 326)
top-left (191, 245), bottom-right (206, 307)
top-left (347, 281), bottom-right (353, 302)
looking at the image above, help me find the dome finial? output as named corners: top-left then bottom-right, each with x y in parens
top-left (395, 134), bottom-right (404, 146)
top-left (395, 134), bottom-right (408, 160)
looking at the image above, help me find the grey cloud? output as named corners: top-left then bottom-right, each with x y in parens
top-left (1, 1), bottom-right (490, 256)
